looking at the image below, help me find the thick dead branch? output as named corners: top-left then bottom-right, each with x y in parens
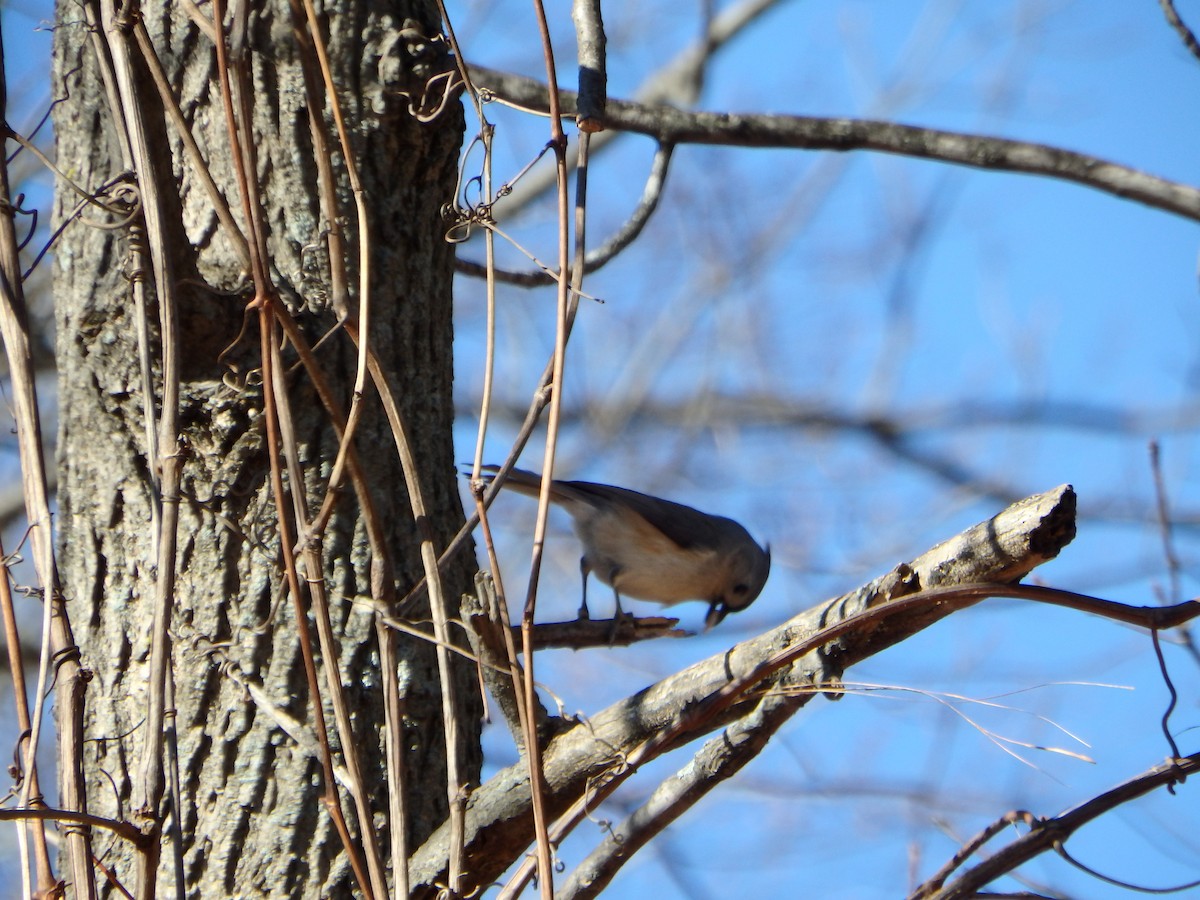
top-left (556, 688), bottom-right (801, 900)
top-left (469, 66), bottom-right (1200, 222)
top-left (409, 484), bottom-right (1078, 895)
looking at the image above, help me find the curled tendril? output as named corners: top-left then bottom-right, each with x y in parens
top-left (393, 69), bottom-right (463, 122)
top-left (441, 195), bottom-right (496, 244)
top-left (0, 193), bottom-right (40, 252)
top-left (79, 179), bottom-right (143, 230)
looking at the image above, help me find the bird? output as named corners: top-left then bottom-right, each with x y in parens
top-left (481, 465), bottom-right (770, 629)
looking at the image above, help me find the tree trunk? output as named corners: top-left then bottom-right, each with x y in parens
top-left (51, 0), bottom-right (478, 895)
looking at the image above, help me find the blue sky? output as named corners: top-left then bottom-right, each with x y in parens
top-left (450, 1), bottom-right (1200, 897)
top-left (0, 0), bottom-right (1197, 897)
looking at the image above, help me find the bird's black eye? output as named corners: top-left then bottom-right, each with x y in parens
top-left (732, 583), bottom-right (748, 596)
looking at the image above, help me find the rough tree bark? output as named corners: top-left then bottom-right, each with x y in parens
top-left (51, 0), bottom-right (478, 895)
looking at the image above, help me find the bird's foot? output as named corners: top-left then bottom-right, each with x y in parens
top-left (606, 608), bottom-right (633, 645)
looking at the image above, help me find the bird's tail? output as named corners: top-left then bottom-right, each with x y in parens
top-left (473, 464), bottom-right (553, 499)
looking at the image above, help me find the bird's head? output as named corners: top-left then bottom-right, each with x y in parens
top-left (704, 541), bottom-right (771, 631)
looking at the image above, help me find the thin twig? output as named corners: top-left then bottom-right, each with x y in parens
top-left (455, 142), bottom-right (674, 286)
top-left (284, 3), bottom-right (391, 893)
top-left (283, 0), bottom-right (349, 320)
top-left (257, 305), bottom-right (372, 895)
top-left (508, 4), bottom-right (575, 895)
top-left (268, 300), bottom-right (408, 895)
top-left (296, 0), bottom-right (373, 513)
top-left (1148, 440), bottom-right (1199, 665)
top-left (344, 319), bottom-right (469, 896)
top-left (0, 533), bottom-right (53, 898)
top-left (1149, 628), bottom-right (1181, 761)
top-left (132, 19), bottom-right (251, 268)
top-left (97, 6), bottom-right (186, 896)
top-left (1148, 441), bottom-right (1182, 603)
top-left (1159, 0), bottom-right (1200, 63)
top-left (269, 334), bottom-right (388, 898)
top-left (451, 20), bottom-right (552, 872)
top-left (510, 615), bottom-right (687, 649)
top-left (917, 810), bottom-right (1035, 896)
top-left (0, 806), bottom-right (145, 843)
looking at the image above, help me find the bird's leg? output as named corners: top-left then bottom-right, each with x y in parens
top-left (577, 557), bottom-right (591, 620)
top-left (607, 569), bottom-right (629, 644)
top-left (610, 585), bottom-right (626, 622)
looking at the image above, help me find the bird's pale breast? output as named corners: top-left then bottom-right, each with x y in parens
top-left (575, 504), bottom-right (725, 603)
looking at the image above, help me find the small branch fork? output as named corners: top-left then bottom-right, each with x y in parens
top-left (911, 753), bottom-right (1200, 899)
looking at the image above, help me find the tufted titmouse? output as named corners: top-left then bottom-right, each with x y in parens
top-left (482, 466), bottom-right (770, 629)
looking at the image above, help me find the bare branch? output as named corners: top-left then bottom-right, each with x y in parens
top-left (457, 392), bottom-right (1200, 519)
top-left (0, 806), bottom-right (146, 844)
top-left (913, 752), bottom-right (1200, 899)
top-left (514, 615), bottom-right (688, 649)
top-left (571, 0), bottom-right (605, 131)
top-left (463, 392), bottom-right (1200, 438)
top-left (1159, 0), bottom-right (1200, 63)
top-left (408, 484), bottom-right (1079, 895)
top-left (469, 66), bottom-right (1200, 222)
top-left (557, 688), bottom-right (800, 900)
top-left (560, 563), bottom-right (1200, 897)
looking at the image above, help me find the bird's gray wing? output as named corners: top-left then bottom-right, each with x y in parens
top-left (556, 481), bottom-right (739, 551)
top-left (483, 467), bottom-right (747, 552)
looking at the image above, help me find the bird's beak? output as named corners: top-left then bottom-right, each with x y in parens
top-left (704, 602), bottom-right (727, 632)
